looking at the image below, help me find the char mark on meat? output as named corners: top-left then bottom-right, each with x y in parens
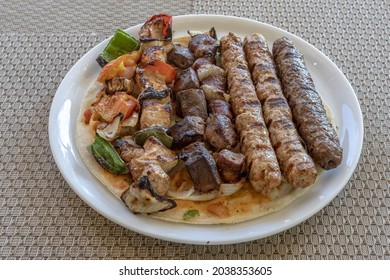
top-left (170, 116), bottom-right (205, 149)
top-left (168, 44), bottom-right (194, 69)
top-left (216, 149), bottom-right (245, 183)
top-left (176, 89), bottom-right (208, 120)
top-left (188, 34), bottom-right (219, 61)
top-left (205, 114), bottom-right (238, 151)
top-left (173, 67), bottom-right (199, 93)
top-left (180, 142), bottom-right (221, 193)
top-left (208, 99), bottom-right (233, 121)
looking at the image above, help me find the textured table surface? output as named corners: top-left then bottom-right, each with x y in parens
top-left (0, 0), bottom-right (389, 259)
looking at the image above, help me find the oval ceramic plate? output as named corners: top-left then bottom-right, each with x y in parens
top-left (49, 15), bottom-right (363, 245)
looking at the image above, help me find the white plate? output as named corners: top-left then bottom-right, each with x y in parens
top-left (49, 15), bottom-right (363, 245)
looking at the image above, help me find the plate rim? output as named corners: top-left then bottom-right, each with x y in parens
top-left (48, 14), bottom-right (364, 245)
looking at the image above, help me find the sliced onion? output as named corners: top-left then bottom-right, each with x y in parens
top-left (187, 28), bottom-right (216, 38)
top-left (186, 190), bottom-right (219, 201)
top-left (122, 111), bottom-right (139, 127)
top-left (219, 178), bottom-right (246, 196)
top-left (120, 136), bottom-right (141, 148)
top-left (96, 114), bottom-right (121, 140)
top-left (167, 186), bottom-right (195, 200)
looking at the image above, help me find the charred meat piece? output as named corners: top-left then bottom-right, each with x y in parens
top-left (140, 46), bottom-right (166, 65)
top-left (197, 64), bottom-right (227, 101)
top-left (192, 57), bottom-right (213, 71)
top-left (216, 150), bottom-right (245, 183)
top-left (173, 67), bottom-right (199, 93)
top-left (92, 92), bottom-right (138, 123)
top-left (176, 89), bottom-right (208, 120)
top-left (188, 34), bottom-right (219, 60)
top-left (205, 114), bottom-right (238, 151)
top-left (138, 87), bottom-right (170, 106)
top-left (138, 163), bottom-right (171, 195)
top-left (114, 139), bottom-right (144, 163)
top-left (136, 67), bottom-right (168, 92)
top-left (208, 99), bottom-right (233, 121)
top-left (170, 116), bottom-right (205, 149)
top-left (197, 64), bottom-right (226, 86)
top-left (140, 100), bottom-right (171, 129)
top-left (200, 85), bottom-right (225, 101)
top-left (121, 175), bottom-right (176, 214)
top-left (130, 136), bottom-right (178, 180)
top-left (180, 142), bottom-right (221, 193)
top-left (168, 44), bottom-right (194, 69)
top-left (105, 77), bottom-right (135, 95)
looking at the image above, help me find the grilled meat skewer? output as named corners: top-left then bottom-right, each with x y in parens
top-left (243, 33), bottom-right (317, 188)
top-left (272, 37), bottom-right (342, 170)
top-left (220, 32), bottom-right (282, 194)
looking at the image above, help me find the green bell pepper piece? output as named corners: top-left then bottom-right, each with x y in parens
top-left (134, 127), bottom-right (173, 149)
top-left (97, 29), bottom-right (140, 66)
top-left (88, 134), bottom-right (129, 174)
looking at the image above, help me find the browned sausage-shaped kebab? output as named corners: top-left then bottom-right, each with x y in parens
top-left (220, 32), bottom-right (282, 194)
top-left (243, 33), bottom-right (317, 188)
top-left (272, 37), bottom-right (342, 170)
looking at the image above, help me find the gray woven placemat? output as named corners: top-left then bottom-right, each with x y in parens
top-left (0, 0), bottom-right (389, 259)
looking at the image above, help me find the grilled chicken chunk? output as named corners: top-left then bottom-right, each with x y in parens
top-left (114, 139), bottom-right (145, 163)
top-left (140, 45), bottom-right (167, 65)
top-left (170, 116), bottom-right (205, 149)
top-left (92, 92), bottom-right (137, 123)
top-left (136, 68), bottom-right (168, 93)
top-left (216, 149), bottom-right (245, 183)
top-left (176, 89), bottom-right (208, 120)
top-left (140, 100), bottom-right (171, 129)
top-left (130, 136), bottom-right (178, 181)
top-left (180, 142), bottom-right (221, 193)
top-left (168, 44), bottom-right (194, 69)
top-left (205, 114), bottom-right (237, 151)
top-left (173, 67), bottom-right (199, 93)
top-left (121, 175), bottom-right (176, 213)
top-left (197, 64), bottom-right (226, 87)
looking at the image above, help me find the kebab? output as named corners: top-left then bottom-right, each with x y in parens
top-left (220, 32), bottom-right (283, 194)
top-left (272, 37), bottom-right (342, 170)
top-left (243, 33), bottom-right (317, 188)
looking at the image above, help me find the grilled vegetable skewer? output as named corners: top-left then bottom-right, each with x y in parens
top-left (243, 33), bottom-right (317, 188)
top-left (118, 14), bottom-right (179, 213)
top-left (220, 32), bottom-right (282, 194)
top-left (272, 37), bottom-right (342, 170)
